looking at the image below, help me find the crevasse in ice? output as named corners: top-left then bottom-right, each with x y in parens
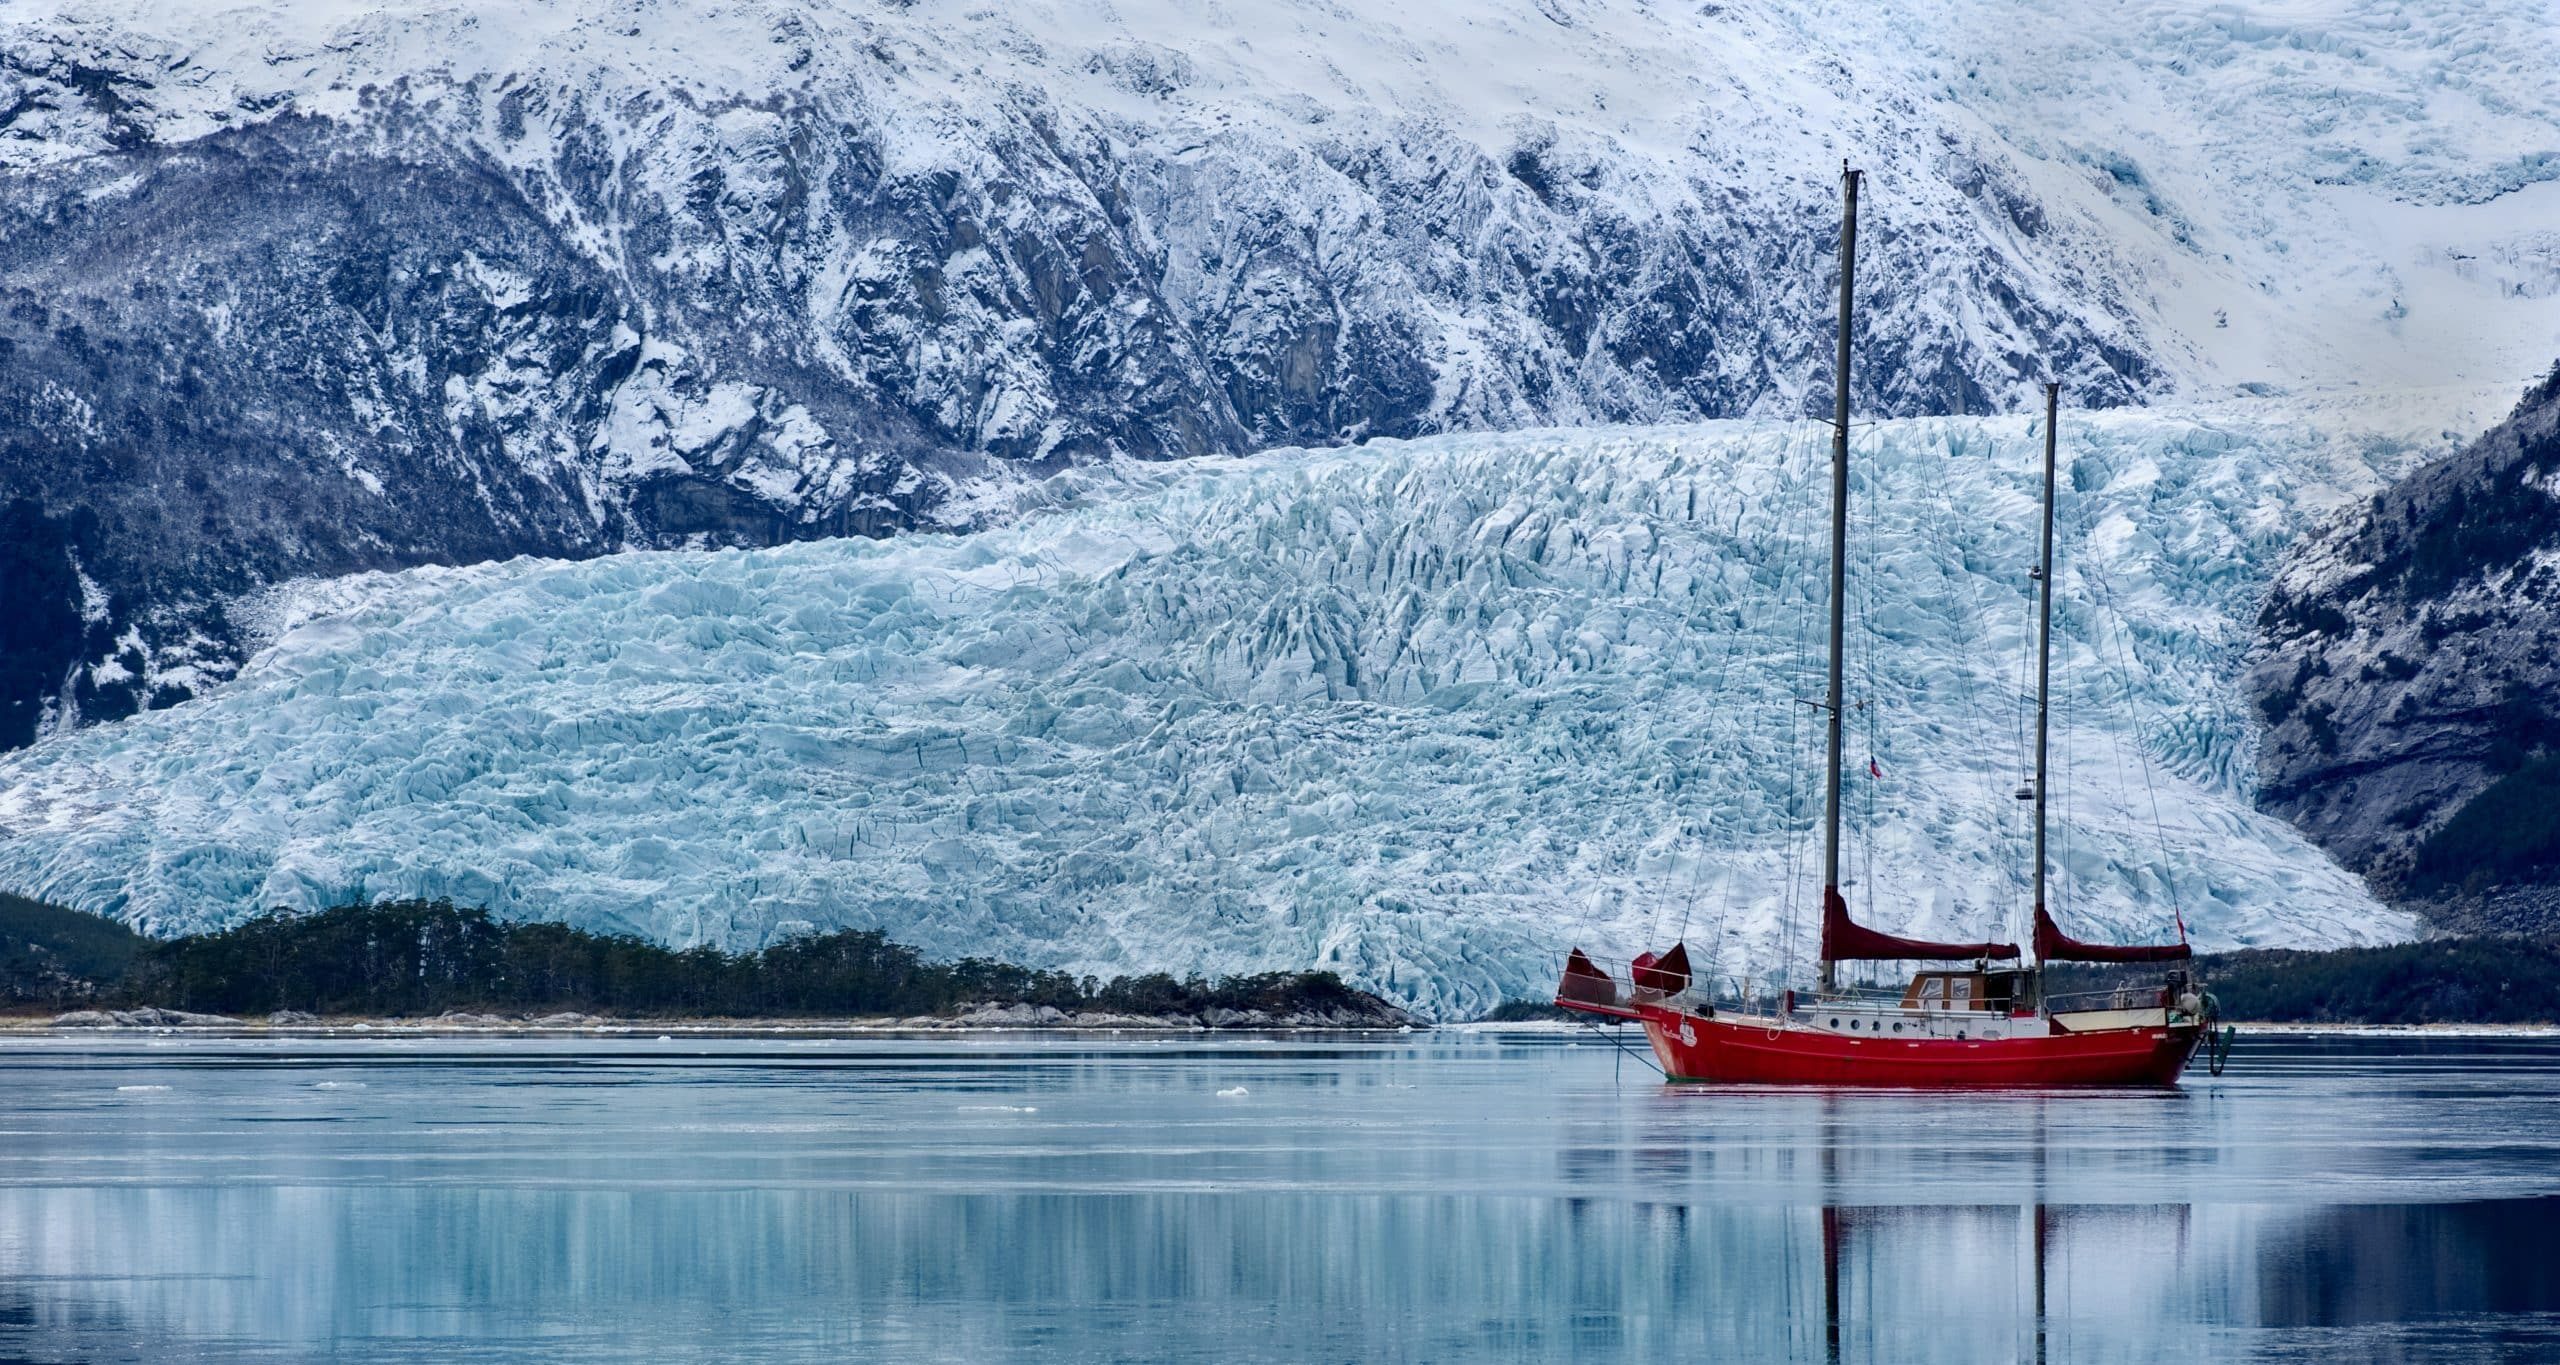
top-left (0, 413), bottom-right (2427, 1015)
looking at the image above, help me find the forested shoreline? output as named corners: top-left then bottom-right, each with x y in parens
top-left (0, 895), bottom-right (1409, 1026)
top-left (10, 890), bottom-right (2559, 1026)
top-left (2043, 938), bottom-right (2560, 1026)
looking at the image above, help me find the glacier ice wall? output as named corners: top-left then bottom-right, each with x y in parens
top-left (0, 412), bottom-right (2433, 1015)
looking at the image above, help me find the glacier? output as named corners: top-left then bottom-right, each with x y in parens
top-left (0, 404), bottom-right (2467, 1017)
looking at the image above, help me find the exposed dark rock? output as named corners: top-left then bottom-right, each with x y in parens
top-left (2249, 367), bottom-right (2560, 924)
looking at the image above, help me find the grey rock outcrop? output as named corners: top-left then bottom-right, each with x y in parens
top-left (2249, 367), bottom-right (2560, 922)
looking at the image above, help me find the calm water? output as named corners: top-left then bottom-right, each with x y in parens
top-left (0, 1029), bottom-right (2555, 1363)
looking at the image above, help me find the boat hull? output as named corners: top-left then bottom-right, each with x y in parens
top-left (1636, 1004), bottom-right (2201, 1087)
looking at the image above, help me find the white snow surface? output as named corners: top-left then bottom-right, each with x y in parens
top-left (0, 402), bottom-right (2476, 1018)
top-left (4, 0), bottom-right (2555, 415)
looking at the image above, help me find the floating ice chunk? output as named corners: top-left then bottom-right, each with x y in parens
top-left (1217, 1086), bottom-right (1250, 1098)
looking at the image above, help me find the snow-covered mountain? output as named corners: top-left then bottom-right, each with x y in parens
top-left (0, 405), bottom-right (2463, 1016)
top-left (3, 0), bottom-right (2553, 746)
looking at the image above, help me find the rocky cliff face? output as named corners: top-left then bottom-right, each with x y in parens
top-left (2249, 369), bottom-right (2560, 928)
top-left (4, 0), bottom-right (2552, 748)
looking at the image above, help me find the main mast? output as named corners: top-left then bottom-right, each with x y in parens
top-left (2031, 382), bottom-right (2059, 960)
top-left (1818, 164), bottom-right (1859, 996)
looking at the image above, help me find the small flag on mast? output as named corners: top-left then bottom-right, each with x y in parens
top-left (1867, 757), bottom-right (1882, 779)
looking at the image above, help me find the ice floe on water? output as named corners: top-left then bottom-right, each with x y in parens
top-left (0, 407), bottom-right (2473, 1016)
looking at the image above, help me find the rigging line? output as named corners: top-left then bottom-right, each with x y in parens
top-left (1710, 440), bottom-right (1792, 962)
top-left (2059, 658), bottom-right (2077, 919)
top-left (1853, 418), bottom-right (1882, 926)
top-left (1673, 511), bottom-right (1725, 952)
top-left (1776, 424), bottom-right (1811, 988)
top-left (1781, 411), bottom-right (1830, 989)
top-left (1997, 546), bottom-right (2040, 923)
top-left (1922, 425), bottom-right (2026, 930)
top-left (1582, 1015), bottom-right (1667, 1079)
top-left (2081, 558), bottom-right (2194, 928)
top-left (2050, 488), bottom-right (2160, 928)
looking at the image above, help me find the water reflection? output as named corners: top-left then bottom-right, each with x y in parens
top-left (0, 1032), bottom-right (2551, 1362)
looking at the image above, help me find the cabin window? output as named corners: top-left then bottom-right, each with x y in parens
top-left (1951, 979), bottom-right (1973, 1007)
top-left (1919, 979), bottom-right (1945, 1009)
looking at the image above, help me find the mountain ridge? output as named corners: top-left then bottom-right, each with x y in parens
top-left (5, 0), bottom-right (2552, 745)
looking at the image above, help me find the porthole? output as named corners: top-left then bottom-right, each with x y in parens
top-left (1955, 1031), bottom-right (1968, 1041)
top-left (1828, 1018), bottom-right (1840, 1029)
top-left (1891, 1022), bottom-right (1903, 1034)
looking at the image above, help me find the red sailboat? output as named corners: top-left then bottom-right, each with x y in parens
top-left (1553, 166), bottom-right (2215, 1086)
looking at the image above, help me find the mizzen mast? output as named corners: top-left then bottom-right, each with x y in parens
top-left (1818, 164), bottom-right (1860, 997)
top-left (2031, 381), bottom-right (2059, 954)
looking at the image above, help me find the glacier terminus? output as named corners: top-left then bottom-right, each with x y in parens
top-left (0, 408), bottom-right (2459, 1015)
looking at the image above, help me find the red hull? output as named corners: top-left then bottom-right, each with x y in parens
top-left (1635, 1004), bottom-right (2201, 1087)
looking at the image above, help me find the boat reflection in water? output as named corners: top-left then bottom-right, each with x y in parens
top-left (1799, 1197), bottom-right (2560, 1363)
top-left (12, 1176), bottom-right (2554, 1362)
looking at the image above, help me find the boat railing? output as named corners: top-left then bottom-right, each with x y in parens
top-left (2043, 984), bottom-right (2185, 1015)
top-left (1562, 954), bottom-right (2195, 1020)
top-left (1558, 953), bottom-right (1799, 1017)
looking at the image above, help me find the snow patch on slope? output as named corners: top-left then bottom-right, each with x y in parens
top-left (0, 404), bottom-right (2469, 1016)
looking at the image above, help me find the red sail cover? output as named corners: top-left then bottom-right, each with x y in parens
top-left (1821, 888), bottom-right (2020, 962)
top-left (1559, 949), bottom-right (1622, 1008)
top-left (2033, 906), bottom-right (2191, 963)
top-left (1631, 942), bottom-right (1692, 995)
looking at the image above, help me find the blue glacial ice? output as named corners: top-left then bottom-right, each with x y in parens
top-left (0, 413), bottom-right (2440, 1016)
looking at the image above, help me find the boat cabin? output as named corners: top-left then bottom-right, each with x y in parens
top-left (1898, 969), bottom-right (2036, 1014)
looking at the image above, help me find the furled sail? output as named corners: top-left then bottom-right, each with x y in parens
top-left (1558, 949), bottom-right (1622, 1008)
top-left (2033, 906), bottom-right (2191, 964)
top-left (1820, 889), bottom-right (2020, 963)
top-left (1630, 942), bottom-right (1692, 995)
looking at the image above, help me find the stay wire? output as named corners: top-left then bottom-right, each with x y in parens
top-left (1919, 422), bottom-right (2027, 933)
top-left (2082, 542), bottom-right (2193, 930)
